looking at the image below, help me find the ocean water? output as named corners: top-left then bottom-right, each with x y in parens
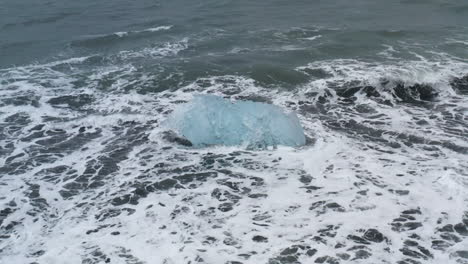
top-left (0, 0), bottom-right (468, 263)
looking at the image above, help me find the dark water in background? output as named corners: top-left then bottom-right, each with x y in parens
top-left (1, 1), bottom-right (468, 263)
top-left (1, 0), bottom-right (467, 70)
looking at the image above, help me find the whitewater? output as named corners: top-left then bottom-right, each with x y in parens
top-left (1, 1), bottom-right (468, 263)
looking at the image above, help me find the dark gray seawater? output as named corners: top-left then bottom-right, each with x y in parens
top-left (1, 0), bottom-right (468, 263)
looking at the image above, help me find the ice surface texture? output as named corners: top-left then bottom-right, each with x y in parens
top-left (166, 95), bottom-right (306, 148)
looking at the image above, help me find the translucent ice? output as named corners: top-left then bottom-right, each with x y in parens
top-left (166, 95), bottom-right (306, 148)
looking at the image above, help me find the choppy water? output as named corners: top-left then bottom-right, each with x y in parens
top-left (1, 1), bottom-right (468, 263)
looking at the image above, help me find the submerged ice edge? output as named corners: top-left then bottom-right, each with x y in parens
top-left (165, 95), bottom-right (307, 148)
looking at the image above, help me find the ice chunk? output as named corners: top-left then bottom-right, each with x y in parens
top-left (166, 95), bottom-right (306, 148)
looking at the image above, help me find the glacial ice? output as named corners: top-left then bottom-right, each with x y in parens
top-left (166, 95), bottom-right (306, 148)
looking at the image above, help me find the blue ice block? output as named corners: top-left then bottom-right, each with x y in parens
top-left (166, 95), bottom-right (306, 148)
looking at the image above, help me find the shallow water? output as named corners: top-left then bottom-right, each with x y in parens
top-left (0, 0), bottom-right (468, 263)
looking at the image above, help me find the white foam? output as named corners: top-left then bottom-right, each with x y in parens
top-left (297, 58), bottom-right (468, 96)
top-left (143, 25), bottom-right (173, 32)
top-left (1, 55), bottom-right (467, 263)
top-left (112, 25), bottom-right (173, 37)
top-left (118, 38), bottom-right (188, 59)
top-left (303, 35), bottom-right (322, 41)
